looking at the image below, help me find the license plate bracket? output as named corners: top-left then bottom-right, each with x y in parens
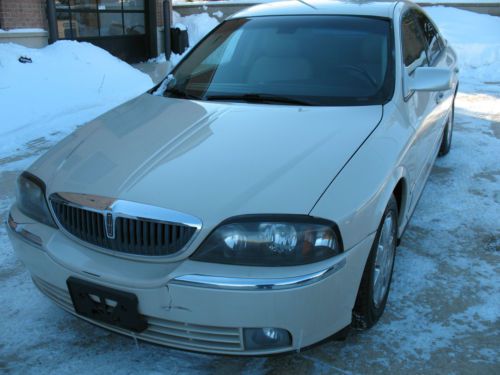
top-left (67, 277), bottom-right (147, 332)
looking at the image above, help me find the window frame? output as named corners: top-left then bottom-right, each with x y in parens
top-left (161, 15), bottom-right (397, 107)
top-left (400, 8), bottom-right (429, 73)
top-left (55, 0), bottom-right (147, 40)
top-left (400, 7), bottom-right (432, 101)
top-left (413, 9), bottom-right (445, 66)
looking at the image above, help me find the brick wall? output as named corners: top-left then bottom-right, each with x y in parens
top-left (0, 1), bottom-right (167, 31)
top-left (0, 0), bottom-right (47, 30)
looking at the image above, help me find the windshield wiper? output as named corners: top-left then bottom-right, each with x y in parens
top-left (164, 87), bottom-right (203, 101)
top-left (205, 93), bottom-right (313, 106)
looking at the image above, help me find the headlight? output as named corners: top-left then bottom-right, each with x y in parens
top-left (16, 172), bottom-right (57, 228)
top-left (192, 215), bottom-right (342, 266)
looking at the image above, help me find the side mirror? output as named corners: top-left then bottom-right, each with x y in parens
top-left (171, 26), bottom-right (189, 55)
top-left (408, 67), bottom-right (452, 92)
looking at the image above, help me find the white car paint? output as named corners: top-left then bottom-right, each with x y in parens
top-left (8, 0), bottom-right (458, 355)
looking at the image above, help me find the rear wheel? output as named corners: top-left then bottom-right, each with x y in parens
top-left (439, 101), bottom-right (455, 156)
top-left (352, 195), bottom-right (398, 330)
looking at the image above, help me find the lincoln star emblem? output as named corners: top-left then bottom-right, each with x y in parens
top-left (105, 212), bottom-right (115, 239)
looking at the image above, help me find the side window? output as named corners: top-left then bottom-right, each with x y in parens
top-left (414, 10), bottom-right (442, 64)
top-left (401, 11), bottom-right (428, 70)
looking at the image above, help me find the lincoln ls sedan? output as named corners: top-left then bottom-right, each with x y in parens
top-left (8, 0), bottom-right (458, 355)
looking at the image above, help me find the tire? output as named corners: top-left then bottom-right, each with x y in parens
top-left (352, 195), bottom-right (398, 330)
top-left (439, 100), bottom-right (455, 156)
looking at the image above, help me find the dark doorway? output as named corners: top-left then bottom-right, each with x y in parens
top-left (53, 1), bottom-right (156, 63)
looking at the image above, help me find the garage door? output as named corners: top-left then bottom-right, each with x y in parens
top-left (55, 0), bottom-right (153, 63)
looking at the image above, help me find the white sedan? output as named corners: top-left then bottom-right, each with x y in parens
top-left (8, 0), bottom-right (458, 355)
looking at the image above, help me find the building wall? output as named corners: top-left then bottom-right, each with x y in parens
top-left (0, 0), bottom-right (47, 30)
top-left (0, 0), bottom-right (167, 31)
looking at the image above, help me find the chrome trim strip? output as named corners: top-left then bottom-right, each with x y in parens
top-left (48, 192), bottom-right (202, 260)
top-left (50, 193), bottom-right (202, 229)
top-left (7, 213), bottom-right (43, 248)
top-left (169, 258), bottom-right (347, 291)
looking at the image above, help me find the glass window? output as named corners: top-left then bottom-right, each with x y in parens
top-left (55, 1), bottom-right (70, 11)
top-left (100, 12), bottom-right (123, 36)
top-left (402, 11), bottom-right (428, 68)
top-left (414, 10), bottom-right (442, 64)
top-left (73, 12), bottom-right (99, 37)
top-left (56, 11), bottom-right (73, 38)
top-left (70, 0), bottom-right (97, 10)
top-left (166, 16), bottom-right (394, 106)
top-left (123, 0), bottom-right (144, 11)
top-left (98, 0), bottom-right (122, 10)
top-left (124, 12), bottom-right (145, 35)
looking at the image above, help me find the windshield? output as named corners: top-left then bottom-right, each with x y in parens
top-left (161, 16), bottom-right (394, 106)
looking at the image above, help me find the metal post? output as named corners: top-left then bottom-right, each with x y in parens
top-left (163, 0), bottom-right (172, 61)
top-left (46, 0), bottom-right (58, 44)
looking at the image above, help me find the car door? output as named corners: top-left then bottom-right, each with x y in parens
top-left (399, 8), bottom-right (446, 218)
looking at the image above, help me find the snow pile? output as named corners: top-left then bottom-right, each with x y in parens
top-left (0, 41), bottom-right (153, 160)
top-left (427, 6), bottom-right (500, 86)
top-left (153, 11), bottom-right (219, 67)
top-left (173, 11), bottom-right (219, 49)
top-left (0, 28), bottom-right (46, 33)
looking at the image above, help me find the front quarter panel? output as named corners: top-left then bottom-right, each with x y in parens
top-left (310, 101), bottom-right (413, 251)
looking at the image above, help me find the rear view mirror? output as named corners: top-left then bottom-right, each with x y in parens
top-left (171, 26), bottom-right (189, 55)
top-left (408, 67), bottom-right (452, 92)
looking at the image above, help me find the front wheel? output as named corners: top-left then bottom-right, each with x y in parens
top-left (352, 195), bottom-right (398, 330)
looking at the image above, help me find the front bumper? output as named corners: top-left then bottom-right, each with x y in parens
top-left (7, 205), bottom-right (373, 355)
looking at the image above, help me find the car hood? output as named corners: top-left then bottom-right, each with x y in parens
top-left (30, 94), bottom-right (382, 228)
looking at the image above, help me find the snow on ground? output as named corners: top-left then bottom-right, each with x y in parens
top-left (0, 41), bottom-right (153, 161)
top-left (0, 5), bottom-right (499, 375)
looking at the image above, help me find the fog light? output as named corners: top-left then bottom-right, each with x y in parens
top-left (243, 328), bottom-right (292, 350)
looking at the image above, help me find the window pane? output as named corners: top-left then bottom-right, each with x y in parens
top-left (73, 12), bottom-right (99, 37)
top-left (55, 1), bottom-right (70, 11)
top-left (123, 0), bottom-right (144, 10)
top-left (100, 12), bottom-right (123, 35)
top-left (70, 0), bottom-right (97, 10)
top-left (124, 12), bottom-right (145, 35)
top-left (402, 12), bottom-right (427, 68)
top-left (414, 11), bottom-right (442, 63)
top-left (56, 12), bottom-right (73, 38)
top-left (170, 16), bottom-right (394, 106)
top-left (98, 0), bottom-right (122, 10)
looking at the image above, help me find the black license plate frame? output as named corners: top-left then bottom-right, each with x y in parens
top-left (66, 277), bottom-right (147, 332)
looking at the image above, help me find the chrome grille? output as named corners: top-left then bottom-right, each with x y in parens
top-left (50, 194), bottom-right (198, 256)
top-left (32, 277), bottom-right (244, 352)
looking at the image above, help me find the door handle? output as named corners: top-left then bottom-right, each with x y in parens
top-left (435, 92), bottom-right (444, 104)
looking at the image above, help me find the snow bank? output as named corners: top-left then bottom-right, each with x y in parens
top-left (173, 11), bottom-right (219, 50)
top-left (152, 12), bottom-right (219, 67)
top-left (426, 6), bottom-right (500, 86)
top-left (0, 28), bottom-right (46, 33)
top-left (0, 41), bottom-right (153, 159)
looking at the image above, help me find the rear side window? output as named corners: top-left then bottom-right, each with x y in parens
top-left (414, 10), bottom-right (443, 64)
top-left (402, 11), bottom-right (427, 69)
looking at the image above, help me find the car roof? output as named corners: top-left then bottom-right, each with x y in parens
top-left (230, 0), bottom-right (403, 20)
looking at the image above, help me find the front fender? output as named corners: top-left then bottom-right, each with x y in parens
top-left (310, 102), bottom-right (413, 251)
